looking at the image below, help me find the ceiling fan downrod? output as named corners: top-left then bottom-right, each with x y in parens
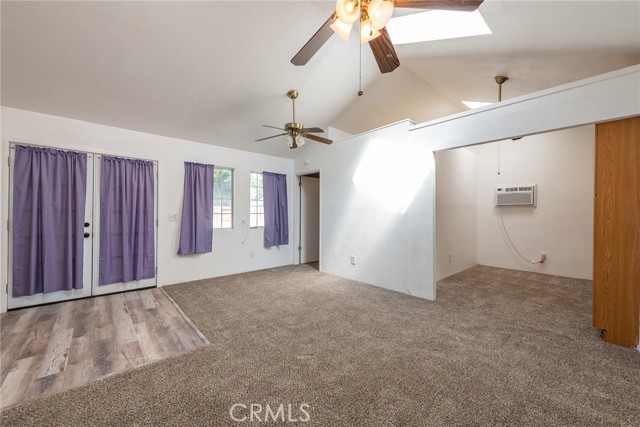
top-left (285, 90), bottom-right (304, 138)
top-left (494, 75), bottom-right (523, 142)
top-left (495, 75), bottom-right (508, 102)
top-left (287, 89), bottom-right (298, 123)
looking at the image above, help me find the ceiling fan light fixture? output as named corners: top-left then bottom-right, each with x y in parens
top-left (360, 17), bottom-right (381, 43)
top-left (336, 0), bottom-right (360, 24)
top-left (368, 0), bottom-right (394, 29)
top-left (284, 135), bottom-right (294, 148)
top-left (295, 135), bottom-right (306, 147)
top-left (330, 19), bottom-right (353, 41)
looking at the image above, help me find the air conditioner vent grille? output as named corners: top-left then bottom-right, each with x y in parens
top-left (496, 184), bottom-right (536, 207)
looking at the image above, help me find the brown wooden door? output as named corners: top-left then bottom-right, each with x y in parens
top-left (593, 116), bottom-right (640, 348)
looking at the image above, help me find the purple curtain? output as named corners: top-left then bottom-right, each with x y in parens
top-left (12, 145), bottom-right (87, 297)
top-left (263, 171), bottom-right (288, 247)
top-left (99, 156), bottom-right (155, 285)
top-left (178, 162), bottom-right (214, 254)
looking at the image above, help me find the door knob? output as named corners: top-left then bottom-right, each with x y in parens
top-left (84, 222), bottom-right (90, 227)
top-left (84, 232), bottom-right (91, 238)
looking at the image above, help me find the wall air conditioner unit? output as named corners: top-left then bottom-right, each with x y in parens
top-left (496, 185), bottom-right (537, 207)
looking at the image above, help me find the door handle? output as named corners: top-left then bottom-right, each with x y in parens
top-left (84, 232), bottom-right (91, 238)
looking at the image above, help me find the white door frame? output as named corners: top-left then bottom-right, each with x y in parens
top-left (296, 171), bottom-right (321, 267)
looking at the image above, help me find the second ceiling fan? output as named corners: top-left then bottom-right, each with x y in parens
top-left (291, 0), bottom-right (483, 74)
top-left (256, 90), bottom-right (333, 149)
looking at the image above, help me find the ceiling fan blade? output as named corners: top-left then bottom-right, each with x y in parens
top-left (394, 0), bottom-right (483, 11)
top-left (369, 28), bottom-right (400, 74)
top-left (263, 124), bottom-right (286, 131)
top-left (255, 133), bottom-right (288, 142)
top-left (291, 13), bottom-right (337, 66)
top-left (301, 127), bottom-right (325, 134)
top-left (303, 133), bottom-right (333, 145)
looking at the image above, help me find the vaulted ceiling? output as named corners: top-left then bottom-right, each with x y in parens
top-left (2, 1), bottom-right (639, 158)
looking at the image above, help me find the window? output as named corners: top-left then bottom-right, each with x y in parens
top-left (214, 167), bottom-right (233, 229)
top-left (250, 172), bottom-right (264, 228)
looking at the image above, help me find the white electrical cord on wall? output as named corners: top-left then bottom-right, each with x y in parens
top-left (241, 219), bottom-right (249, 245)
top-left (498, 210), bottom-right (544, 265)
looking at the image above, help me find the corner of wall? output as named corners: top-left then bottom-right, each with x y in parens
top-left (1, 134), bottom-right (9, 313)
top-left (434, 147), bottom-right (479, 281)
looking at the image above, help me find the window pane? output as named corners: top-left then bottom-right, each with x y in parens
top-left (249, 172), bottom-right (264, 228)
top-left (214, 167), bottom-right (233, 229)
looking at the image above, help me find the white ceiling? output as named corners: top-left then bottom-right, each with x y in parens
top-left (2, 1), bottom-right (639, 159)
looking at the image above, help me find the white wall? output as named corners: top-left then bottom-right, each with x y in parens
top-left (411, 65), bottom-right (640, 298)
top-left (475, 126), bottom-right (595, 279)
top-left (294, 120), bottom-right (436, 299)
top-left (435, 148), bottom-right (478, 281)
top-left (327, 126), bottom-right (353, 142)
top-left (0, 107), bottom-right (294, 312)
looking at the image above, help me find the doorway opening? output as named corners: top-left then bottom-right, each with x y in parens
top-left (434, 125), bottom-right (595, 284)
top-left (298, 172), bottom-right (320, 270)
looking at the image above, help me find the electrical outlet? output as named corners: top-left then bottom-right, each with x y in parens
top-left (448, 252), bottom-right (453, 263)
top-left (168, 213), bottom-right (178, 222)
top-left (540, 252), bottom-right (547, 261)
top-left (350, 255), bottom-right (356, 265)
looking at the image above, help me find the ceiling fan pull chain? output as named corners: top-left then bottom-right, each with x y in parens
top-left (358, 12), bottom-right (363, 97)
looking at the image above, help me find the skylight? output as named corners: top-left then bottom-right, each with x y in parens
top-left (386, 10), bottom-right (491, 45)
top-left (462, 101), bottom-right (493, 109)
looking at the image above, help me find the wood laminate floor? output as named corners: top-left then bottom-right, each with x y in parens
top-left (0, 288), bottom-right (209, 409)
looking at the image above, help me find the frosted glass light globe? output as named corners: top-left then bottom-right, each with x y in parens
top-left (336, 0), bottom-right (360, 24)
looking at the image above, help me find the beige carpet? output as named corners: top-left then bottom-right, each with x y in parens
top-left (2, 264), bottom-right (639, 426)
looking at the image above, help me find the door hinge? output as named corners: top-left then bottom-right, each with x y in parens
top-left (5, 283), bottom-right (8, 294)
top-left (6, 220), bottom-right (9, 231)
top-left (298, 246), bottom-right (302, 251)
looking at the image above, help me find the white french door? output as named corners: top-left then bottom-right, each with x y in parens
top-left (7, 146), bottom-right (95, 309)
top-left (7, 143), bottom-right (158, 309)
top-left (91, 154), bottom-right (158, 296)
